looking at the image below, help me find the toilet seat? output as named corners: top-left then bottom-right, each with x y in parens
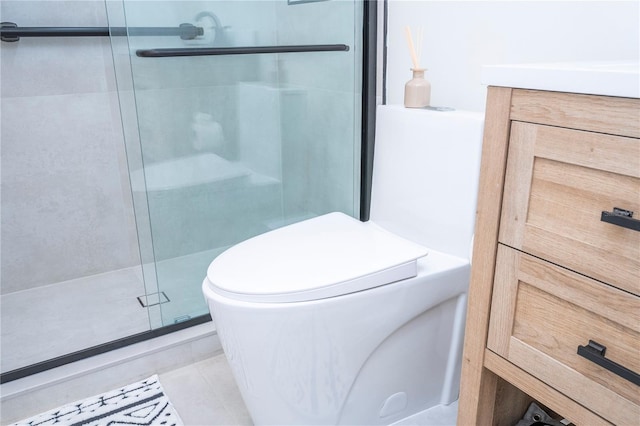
top-left (205, 212), bottom-right (428, 303)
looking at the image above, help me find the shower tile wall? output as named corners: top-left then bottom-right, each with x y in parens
top-left (116, 1), bottom-right (278, 165)
top-left (121, 0), bottom-right (360, 227)
top-left (0, 0), bottom-right (140, 293)
top-left (274, 0), bottom-right (361, 217)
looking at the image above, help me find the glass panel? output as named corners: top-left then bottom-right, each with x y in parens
top-left (0, 0), bottom-right (151, 374)
top-left (105, 0), bottom-right (163, 329)
top-left (117, 0), bottom-right (362, 326)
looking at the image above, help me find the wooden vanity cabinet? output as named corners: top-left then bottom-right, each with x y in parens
top-left (457, 87), bottom-right (640, 425)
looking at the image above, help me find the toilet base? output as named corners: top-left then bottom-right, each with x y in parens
top-left (205, 250), bottom-right (470, 425)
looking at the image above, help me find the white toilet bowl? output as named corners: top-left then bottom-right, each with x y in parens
top-left (203, 105), bottom-right (484, 425)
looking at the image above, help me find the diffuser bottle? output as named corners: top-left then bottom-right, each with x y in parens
top-left (404, 68), bottom-right (431, 108)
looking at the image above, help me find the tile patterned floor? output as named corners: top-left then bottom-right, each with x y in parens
top-left (159, 354), bottom-right (458, 426)
top-left (159, 354), bottom-right (253, 426)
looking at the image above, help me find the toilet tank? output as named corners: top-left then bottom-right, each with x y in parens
top-left (369, 105), bottom-right (484, 259)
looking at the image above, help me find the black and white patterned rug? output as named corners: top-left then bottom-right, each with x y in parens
top-left (12, 375), bottom-right (183, 426)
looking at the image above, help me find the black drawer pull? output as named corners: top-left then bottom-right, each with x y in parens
top-left (600, 207), bottom-right (640, 232)
top-left (577, 340), bottom-right (640, 386)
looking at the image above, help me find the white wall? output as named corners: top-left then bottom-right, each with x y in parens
top-left (384, 0), bottom-right (640, 111)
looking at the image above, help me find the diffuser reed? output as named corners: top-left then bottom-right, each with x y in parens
top-left (404, 26), bottom-right (422, 69)
top-left (403, 26), bottom-right (431, 108)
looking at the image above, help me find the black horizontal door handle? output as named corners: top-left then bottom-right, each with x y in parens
top-left (1, 22), bottom-right (203, 42)
top-left (577, 340), bottom-right (640, 386)
top-left (601, 207), bottom-right (640, 232)
top-left (136, 44), bottom-right (350, 58)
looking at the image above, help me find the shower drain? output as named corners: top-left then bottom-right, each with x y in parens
top-left (137, 291), bottom-right (170, 307)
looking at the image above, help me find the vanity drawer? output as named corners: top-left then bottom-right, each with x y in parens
top-left (487, 245), bottom-right (640, 425)
top-left (499, 122), bottom-right (640, 296)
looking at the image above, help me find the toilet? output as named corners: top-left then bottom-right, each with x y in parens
top-left (202, 105), bottom-right (484, 425)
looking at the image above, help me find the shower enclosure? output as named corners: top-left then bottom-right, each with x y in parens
top-left (0, 0), bottom-right (374, 382)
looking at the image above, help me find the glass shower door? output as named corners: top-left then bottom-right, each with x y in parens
top-left (113, 0), bottom-right (363, 327)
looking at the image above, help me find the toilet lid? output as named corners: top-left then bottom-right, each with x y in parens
top-left (205, 212), bottom-right (428, 303)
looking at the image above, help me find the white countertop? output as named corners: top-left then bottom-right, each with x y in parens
top-left (482, 61), bottom-right (640, 98)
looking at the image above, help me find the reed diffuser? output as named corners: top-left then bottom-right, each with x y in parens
top-left (403, 26), bottom-right (431, 108)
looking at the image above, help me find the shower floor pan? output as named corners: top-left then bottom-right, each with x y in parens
top-left (0, 247), bottom-right (222, 376)
top-left (0, 266), bottom-right (149, 373)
